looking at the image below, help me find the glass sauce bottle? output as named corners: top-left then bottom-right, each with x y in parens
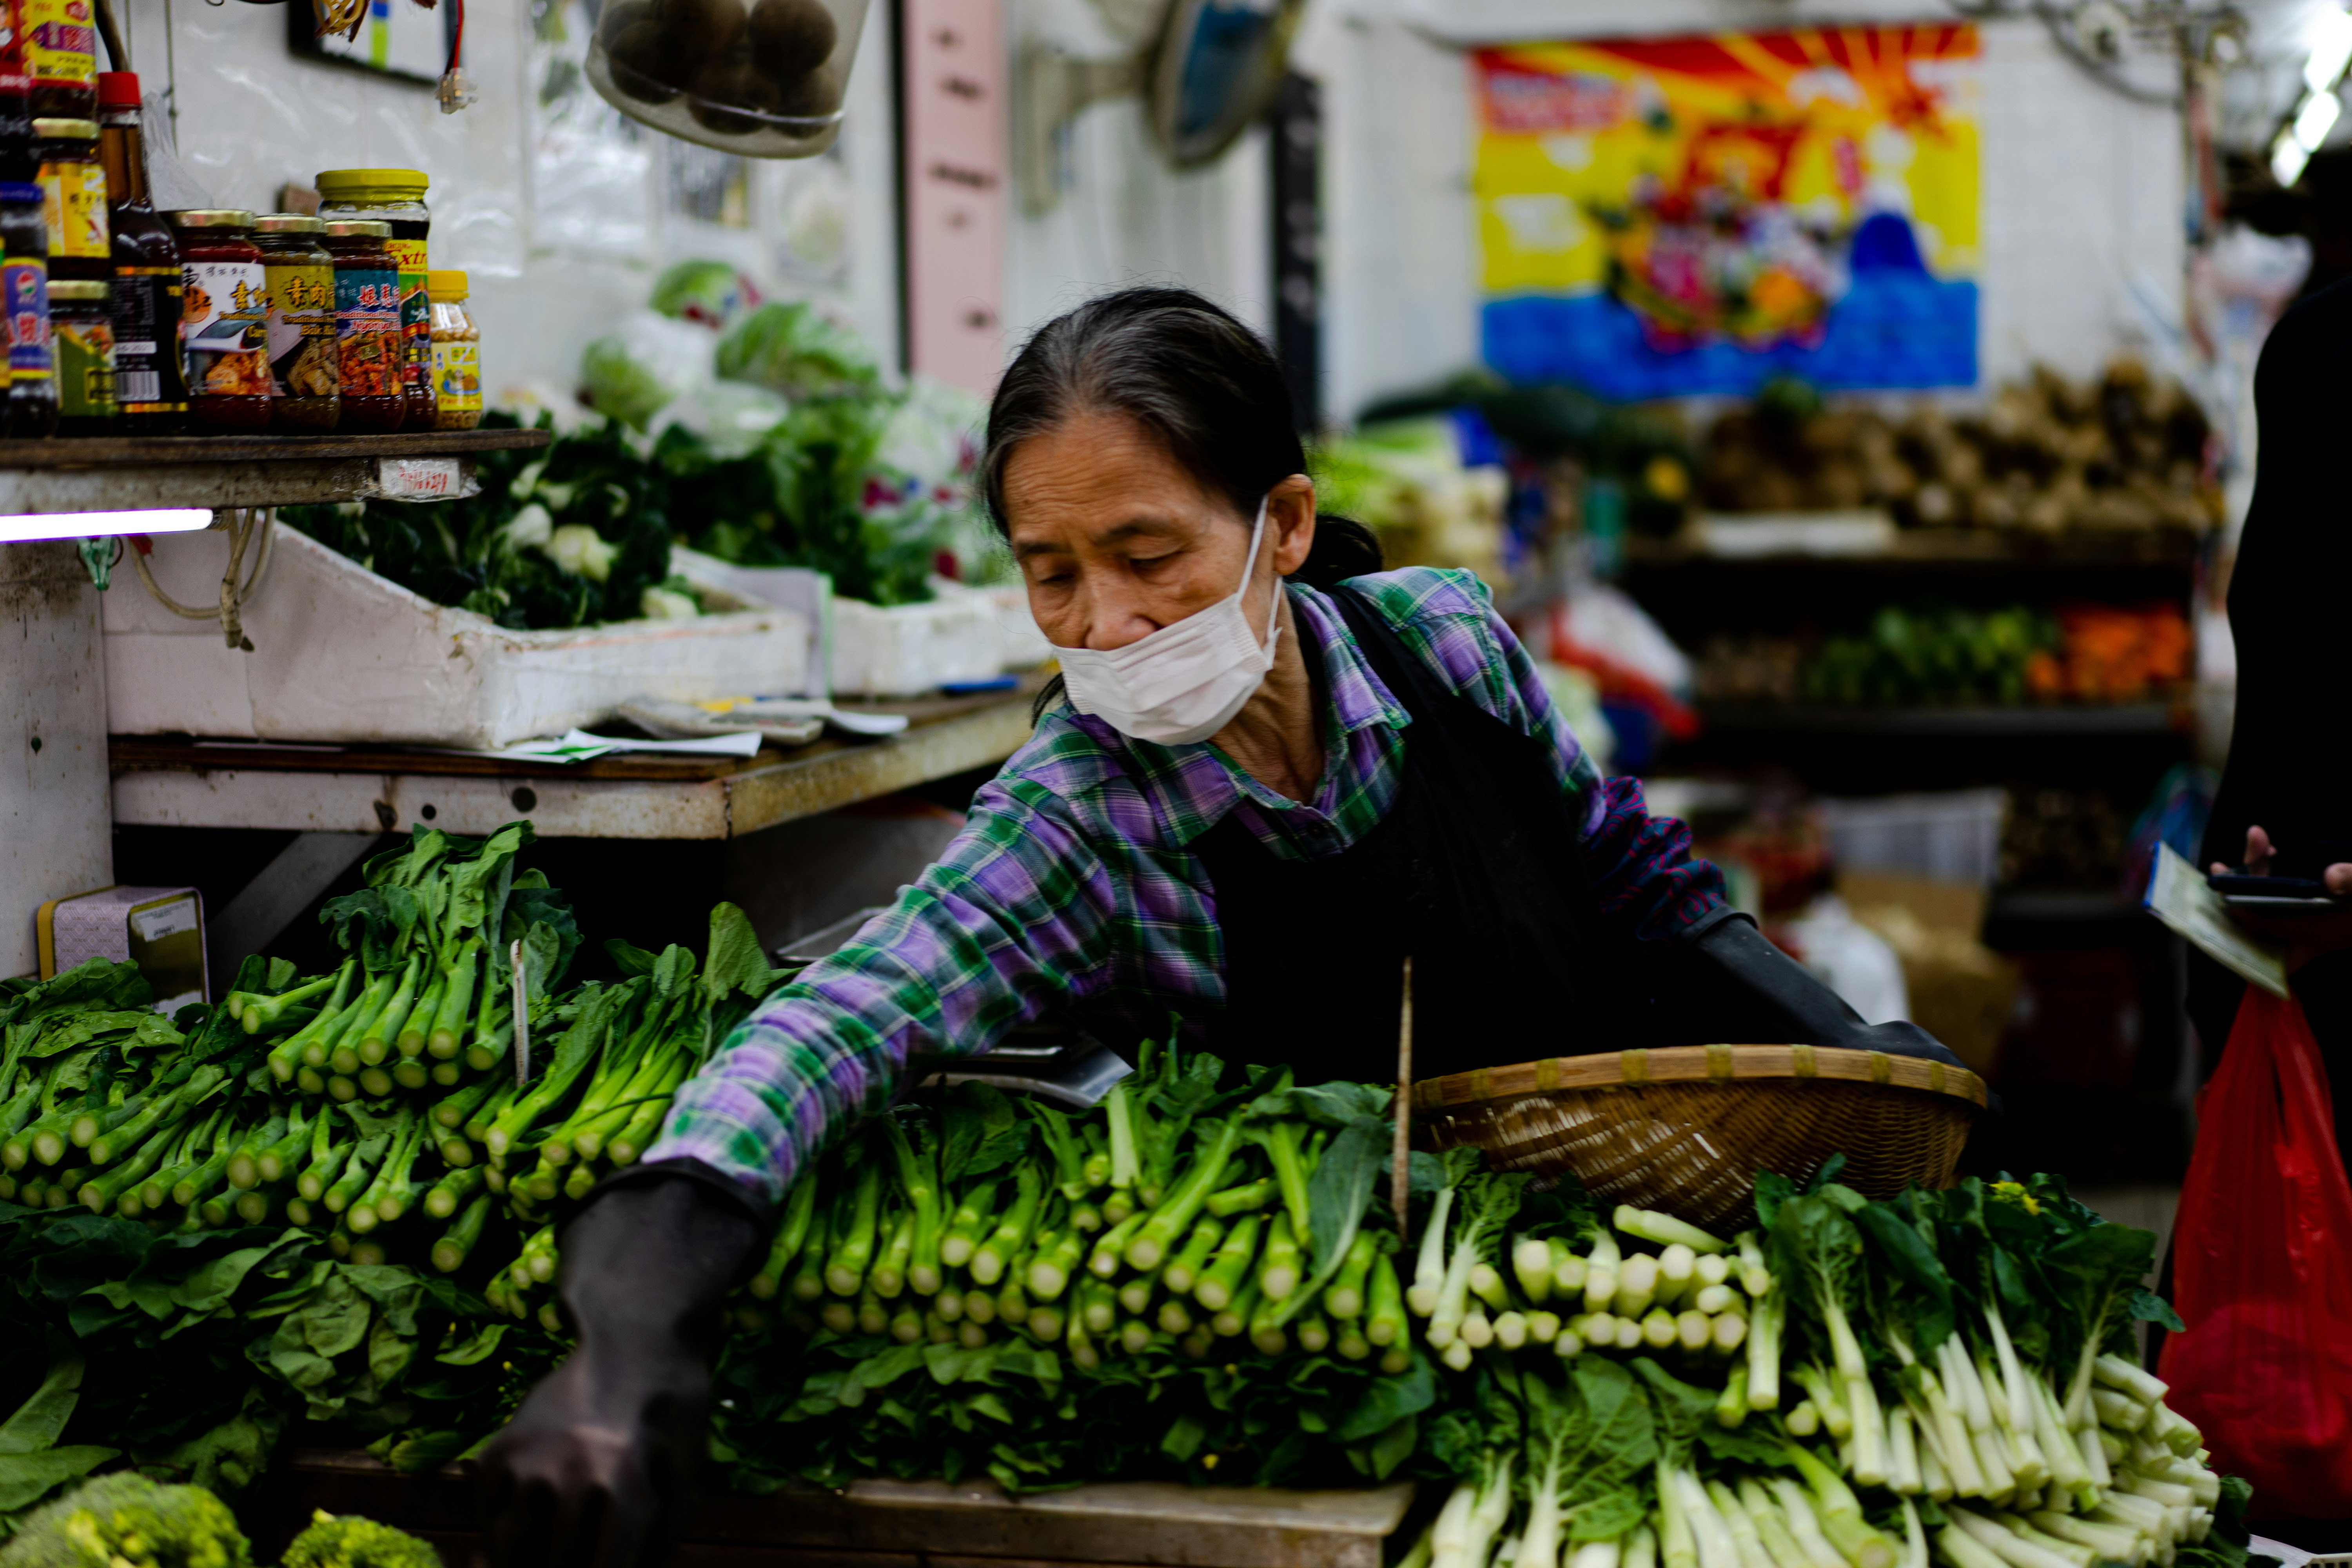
top-left (427, 269), bottom-right (479, 430)
top-left (33, 117), bottom-right (105, 281)
top-left (22, 0), bottom-right (97, 120)
top-left (322, 219), bottom-right (402, 432)
top-left (316, 169), bottom-right (434, 427)
top-left (167, 209), bottom-right (271, 431)
top-left (2, 181), bottom-right (57, 437)
top-left (255, 213), bottom-right (338, 432)
top-left (48, 277), bottom-right (114, 435)
top-left (97, 71), bottom-right (185, 433)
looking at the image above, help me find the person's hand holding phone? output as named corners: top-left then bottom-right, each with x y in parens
top-left (2212, 825), bottom-right (2352, 967)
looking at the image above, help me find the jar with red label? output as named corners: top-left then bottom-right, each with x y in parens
top-left (321, 218), bottom-right (403, 432)
top-left (165, 208), bottom-right (270, 431)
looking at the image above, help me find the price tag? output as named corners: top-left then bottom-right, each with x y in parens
top-left (375, 456), bottom-right (468, 502)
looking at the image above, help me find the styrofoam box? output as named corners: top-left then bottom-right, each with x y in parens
top-left (830, 578), bottom-right (1049, 699)
top-left (1817, 788), bottom-right (2009, 886)
top-left (103, 522), bottom-right (812, 748)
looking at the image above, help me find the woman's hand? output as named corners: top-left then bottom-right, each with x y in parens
top-left (478, 1170), bottom-right (761, 1568)
top-left (2212, 825), bottom-right (2352, 967)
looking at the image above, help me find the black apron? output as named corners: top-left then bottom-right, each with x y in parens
top-left (1193, 586), bottom-right (1644, 1085)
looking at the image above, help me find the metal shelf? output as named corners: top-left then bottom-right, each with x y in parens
top-left (1697, 702), bottom-right (2186, 739)
top-left (1625, 527), bottom-right (2204, 573)
top-left (0, 427), bottom-right (550, 511)
top-left (109, 680), bottom-right (1046, 841)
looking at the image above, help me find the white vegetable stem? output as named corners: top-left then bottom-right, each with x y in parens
top-left (1411, 1186), bottom-right (1455, 1318)
top-left (1615, 1204), bottom-right (1728, 1253)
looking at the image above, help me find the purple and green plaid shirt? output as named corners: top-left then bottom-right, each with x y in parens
top-left (648, 567), bottom-right (1730, 1206)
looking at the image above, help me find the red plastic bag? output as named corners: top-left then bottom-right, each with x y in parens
top-left (2161, 985), bottom-right (2352, 1515)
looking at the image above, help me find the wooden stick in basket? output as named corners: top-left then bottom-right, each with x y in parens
top-left (1393, 955), bottom-right (1413, 1241)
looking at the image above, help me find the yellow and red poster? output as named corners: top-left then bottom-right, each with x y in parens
top-left (1474, 26), bottom-right (1981, 398)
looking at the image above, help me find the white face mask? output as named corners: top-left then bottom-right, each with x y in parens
top-left (1053, 496), bottom-right (1283, 746)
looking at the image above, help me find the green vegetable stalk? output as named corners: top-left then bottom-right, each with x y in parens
top-left (429, 940), bottom-right (483, 1059)
top-left (432, 1191), bottom-right (496, 1274)
top-left (356, 954), bottom-right (426, 1067)
top-left (396, 970), bottom-right (448, 1058)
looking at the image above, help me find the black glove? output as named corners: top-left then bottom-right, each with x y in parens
top-left (1686, 915), bottom-right (1970, 1072)
top-left (478, 1162), bottom-right (764, 1568)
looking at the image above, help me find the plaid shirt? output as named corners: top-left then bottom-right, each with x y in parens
top-left (649, 568), bottom-right (1730, 1206)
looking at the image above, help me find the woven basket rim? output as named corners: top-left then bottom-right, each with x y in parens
top-left (1411, 1044), bottom-right (1989, 1113)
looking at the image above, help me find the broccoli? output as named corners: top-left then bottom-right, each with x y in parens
top-left (0, 1472), bottom-right (253, 1568)
top-left (278, 1510), bottom-right (438, 1568)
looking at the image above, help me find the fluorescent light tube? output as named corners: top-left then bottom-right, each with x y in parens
top-left (0, 508), bottom-right (213, 543)
top-left (2294, 87), bottom-right (2342, 151)
top-left (2274, 128), bottom-right (2314, 187)
top-left (2308, 7), bottom-right (2352, 93)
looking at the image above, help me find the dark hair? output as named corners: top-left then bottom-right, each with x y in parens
top-left (982, 286), bottom-right (1382, 593)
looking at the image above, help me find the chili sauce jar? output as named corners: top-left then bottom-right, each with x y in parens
top-left (167, 208), bottom-right (271, 431)
top-left (255, 212), bottom-right (338, 432)
top-left (321, 218), bottom-right (402, 432)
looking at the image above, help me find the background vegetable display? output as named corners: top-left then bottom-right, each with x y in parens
top-left (283, 264), bottom-right (997, 632)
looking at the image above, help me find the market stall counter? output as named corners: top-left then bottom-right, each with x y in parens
top-left (0, 428), bottom-right (549, 511)
top-left (245, 1450), bottom-right (1418, 1568)
top-left (109, 677), bottom-right (1049, 839)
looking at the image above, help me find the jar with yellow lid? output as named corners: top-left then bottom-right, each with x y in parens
top-left (316, 168), bottom-right (434, 427)
top-left (427, 269), bottom-right (480, 431)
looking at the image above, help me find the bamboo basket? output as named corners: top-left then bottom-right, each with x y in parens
top-left (1411, 1045), bottom-right (1988, 1234)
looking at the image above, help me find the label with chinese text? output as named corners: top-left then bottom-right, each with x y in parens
top-left (334, 262), bottom-right (401, 399)
top-left (37, 156), bottom-right (107, 258)
top-left (264, 259), bottom-right (338, 399)
top-left (22, 0), bottom-right (93, 87)
top-left (180, 258), bottom-right (270, 399)
top-left (388, 236), bottom-right (432, 396)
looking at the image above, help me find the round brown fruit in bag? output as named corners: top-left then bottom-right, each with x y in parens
top-left (653, 0), bottom-right (748, 59)
top-left (688, 55), bottom-right (784, 134)
top-left (748, 0), bottom-right (836, 80)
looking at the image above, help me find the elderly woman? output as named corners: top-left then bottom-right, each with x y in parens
top-left (480, 287), bottom-right (1953, 1568)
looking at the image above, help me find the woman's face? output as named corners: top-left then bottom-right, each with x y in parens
top-left (1002, 410), bottom-right (1316, 652)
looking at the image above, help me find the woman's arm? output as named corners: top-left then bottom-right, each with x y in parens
top-left (644, 773), bottom-right (1127, 1209)
top-left (1356, 567), bottom-right (1731, 945)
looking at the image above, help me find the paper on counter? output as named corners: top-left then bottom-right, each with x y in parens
top-left (687, 695), bottom-right (911, 738)
top-left (2145, 842), bottom-right (2291, 998)
top-left (621, 699), bottom-right (824, 747)
top-left (432, 728), bottom-right (766, 765)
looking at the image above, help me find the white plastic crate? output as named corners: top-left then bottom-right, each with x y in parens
top-left (103, 522), bottom-right (813, 749)
top-left (829, 578), bottom-right (1049, 699)
top-left (1817, 789), bottom-right (2009, 886)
